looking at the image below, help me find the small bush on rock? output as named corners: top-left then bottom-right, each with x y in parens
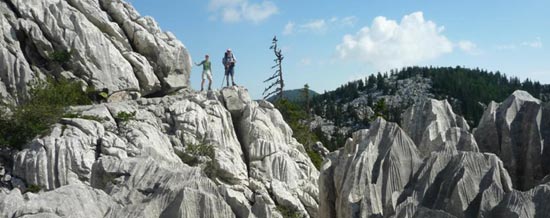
top-left (49, 50), bottom-right (72, 63)
top-left (276, 205), bottom-right (301, 218)
top-left (177, 143), bottom-right (215, 167)
top-left (0, 78), bottom-right (92, 150)
top-left (114, 111), bottom-right (136, 123)
top-left (25, 184), bottom-right (41, 193)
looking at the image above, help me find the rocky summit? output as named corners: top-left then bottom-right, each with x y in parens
top-left (1, 86), bottom-right (320, 218)
top-left (0, 0), bottom-right (191, 105)
top-left (1, 0), bottom-right (550, 218)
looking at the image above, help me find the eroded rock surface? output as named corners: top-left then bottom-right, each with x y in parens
top-left (474, 90), bottom-right (545, 190)
top-left (4, 87), bottom-right (319, 218)
top-left (402, 99), bottom-right (478, 157)
top-left (319, 118), bottom-right (423, 218)
top-left (0, 0), bottom-right (191, 104)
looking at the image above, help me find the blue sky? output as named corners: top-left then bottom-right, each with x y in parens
top-left (128, 0), bottom-right (549, 99)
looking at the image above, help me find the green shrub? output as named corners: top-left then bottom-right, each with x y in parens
top-left (0, 78), bottom-right (91, 150)
top-left (276, 205), bottom-right (301, 218)
top-left (177, 143), bottom-right (215, 167)
top-left (25, 184), bottom-right (41, 193)
top-left (114, 111), bottom-right (136, 123)
top-left (63, 113), bottom-right (108, 122)
top-left (49, 50), bottom-right (72, 63)
top-left (306, 149), bottom-right (323, 170)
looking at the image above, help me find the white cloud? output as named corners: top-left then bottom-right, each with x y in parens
top-left (209, 0), bottom-right (278, 23)
top-left (496, 37), bottom-right (543, 50)
top-left (284, 16), bottom-right (357, 35)
top-left (301, 19), bottom-right (327, 33)
top-left (283, 22), bottom-right (295, 35)
top-left (336, 12), bottom-right (454, 70)
top-left (522, 37), bottom-right (543, 48)
top-left (338, 16), bottom-right (358, 27)
top-left (457, 40), bottom-right (481, 55)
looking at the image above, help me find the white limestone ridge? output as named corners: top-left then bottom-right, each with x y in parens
top-left (1, 86), bottom-right (320, 218)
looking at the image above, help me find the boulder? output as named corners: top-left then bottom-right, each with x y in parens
top-left (0, 183), bottom-right (120, 218)
top-left (474, 90), bottom-right (545, 190)
top-left (221, 86), bottom-right (252, 119)
top-left (313, 141), bottom-right (330, 157)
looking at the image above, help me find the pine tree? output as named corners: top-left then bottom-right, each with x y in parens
top-left (302, 84), bottom-right (310, 116)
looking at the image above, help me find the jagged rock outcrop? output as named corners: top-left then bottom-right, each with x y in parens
top-left (319, 92), bottom-right (550, 218)
top-left (474, 90), bottom-right (546, 190)
top-left (489, 181), bottom-right (550, 218)
top-left (0, 0), bottom-right (191, 105)
top-left (402, 99), bottom-right (478, 157)
top-left (394, 151), bottom-right (513, 218)
top-left (3, 87), bottom-right (319, 217)
top-left (227, 86), bottom-right (320, 217)
top-left (319, 118), bottom-right (423, 218)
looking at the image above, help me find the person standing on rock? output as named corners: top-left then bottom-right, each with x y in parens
top-left (195, 54), bottom-right (212, 91)
top-left (222, 49), bottom-right (237, 87)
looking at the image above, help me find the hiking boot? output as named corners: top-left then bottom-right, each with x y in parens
top-left (232, 82), bottom-right (237, 86)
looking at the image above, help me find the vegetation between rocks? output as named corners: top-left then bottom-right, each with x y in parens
top-left (0, 78), bottom-right (92, 150)
top-left (25, 184), bottom-right (41, 194)
top-left (276, 204), bottom-right (301, 218)
top-left (274, 99), bottom-right (323, 169)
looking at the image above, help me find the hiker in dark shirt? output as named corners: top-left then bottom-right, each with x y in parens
top-left (222, 49), bottom-right (237, 87)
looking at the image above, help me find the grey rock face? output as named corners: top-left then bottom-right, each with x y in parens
top-left (394, 151), bottom-right (513, 218)
top-left (0, 183), bottom-right (120, 218)
top-left (319, 118), bottom-right (423, 218)
top-left (0, 0), bottom-right (190, 104)
top-left (5, 87), bottom-right (319, 217)
top-left (489, 182), bottom-right (550, 218)
top-left (474, 90), bottom-right (545, 190)
top-left (231, 87), bottom-right (320, 217)
top-left (402, 99), bottom-right (478, 157)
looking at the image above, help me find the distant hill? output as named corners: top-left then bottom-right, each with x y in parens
top-left (307, 66), bottom-right (550, 150)
top-left (267, 89), bottom-right (319, 103)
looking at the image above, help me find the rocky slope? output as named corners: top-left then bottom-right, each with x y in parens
top-left (0, 86), bottom-right (320, 218)
top-left (0, 0), bottom-right (191, 105)
top-left (319, 91), bottom-right (550, 218)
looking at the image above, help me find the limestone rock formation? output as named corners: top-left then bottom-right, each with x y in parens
top-left (489, 181), bottom-right (550, 218)
top-left (401, 99), bottom-right (478, 157)
top-left (227, 86), bottom-right (320, 217)
top-left (0, 0), bottom-right (191, 105)
top-left (474, 90), bottom-right (545, 190)
top-left (0, 183), bottom-right (120, 218)
top-left (3, 87), bottom-right (319, 217)
top-left (319, 118), bottom-right (423, 218)
top-left (394, 151), bottom-right (513, 218)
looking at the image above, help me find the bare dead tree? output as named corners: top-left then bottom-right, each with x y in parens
top-left (263, 36), bottom-right (284, 100)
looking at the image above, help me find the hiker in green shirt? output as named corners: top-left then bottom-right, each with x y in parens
top-left (195, 54), bottom-right (212, 91)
